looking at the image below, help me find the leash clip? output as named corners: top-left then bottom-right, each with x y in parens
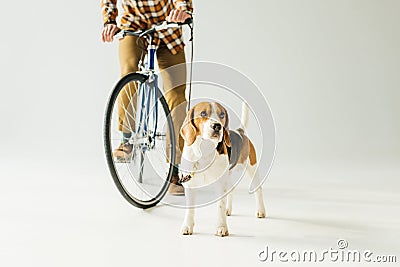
top-left (179, 161), bottom-right (198, 183)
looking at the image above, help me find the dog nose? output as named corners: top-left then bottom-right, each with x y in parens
top-left (211, 123), bottom-right (222, 131)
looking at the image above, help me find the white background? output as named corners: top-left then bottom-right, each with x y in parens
top-left (0, 0), bottom-right (399, 266)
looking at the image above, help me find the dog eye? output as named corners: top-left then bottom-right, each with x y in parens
top-left (219, 112), bottom-right (225, 119)
top-left (200, 111), bottom-right (207, 117)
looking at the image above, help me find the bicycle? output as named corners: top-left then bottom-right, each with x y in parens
top-left (104, 19), bottom-right (193, 209)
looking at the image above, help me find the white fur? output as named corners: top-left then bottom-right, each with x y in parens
top-left (241, 102), bottom-right (249, 129)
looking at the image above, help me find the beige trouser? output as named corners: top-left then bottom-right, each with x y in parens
top-left (118, 35), bottom-right (187, 164)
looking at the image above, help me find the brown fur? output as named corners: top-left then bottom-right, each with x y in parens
top-left (180, 102), bottom-right (211, 146)
top-left (214, 102), bottom-right (231, 151)
top-left (235, 129), bottom-right (249, 164)
top-left (248, 140), bottom-right (257, 165)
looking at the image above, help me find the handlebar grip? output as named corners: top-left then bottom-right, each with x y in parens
top-left (114, 28), bottom-right (121, 35)
top-left (174, 17), bottom-right (193, 26)
top-left (183, 17), bottom-right (193, 25)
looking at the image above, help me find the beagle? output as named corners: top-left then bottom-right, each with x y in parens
top-left (179, 101), bottom-right (266, 237)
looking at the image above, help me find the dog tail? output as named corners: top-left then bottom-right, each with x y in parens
top-left (240, 102), bottom-right (249, 130)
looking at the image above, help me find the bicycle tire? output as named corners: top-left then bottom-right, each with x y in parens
top-left (104, 72), bottom-right (176, 209)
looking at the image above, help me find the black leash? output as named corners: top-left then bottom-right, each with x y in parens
top-left (187, 21), bottom-right (194, 112)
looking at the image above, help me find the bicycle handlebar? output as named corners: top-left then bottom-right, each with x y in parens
top-left (115, 18), bottom-right (192, 39)
top-left (139, 18), bottom-right (192, 37)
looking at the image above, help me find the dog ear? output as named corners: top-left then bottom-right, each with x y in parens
top-left (223, 127), bottom-right (231, 147)
top-left (216, 108), bottom-right (231, 154)
top-left (216, 127), bottom-right (231, 155)
top-left (223, 108), bottom-right (231, 147)
top-left (180, 107), bottom-right (197, 146)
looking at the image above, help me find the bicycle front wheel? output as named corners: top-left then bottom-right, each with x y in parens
top-left (104, 73), bottom-right (176, 209)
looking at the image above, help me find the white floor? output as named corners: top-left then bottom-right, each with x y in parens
top-left (1, 159), bottom-right (399, 267)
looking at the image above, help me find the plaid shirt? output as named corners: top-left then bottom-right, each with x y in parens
top-left (101, 0), bottom-right (193, 55)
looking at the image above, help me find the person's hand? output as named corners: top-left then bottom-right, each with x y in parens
top-left (101, 24), bottom-right (120, 42)
top-left (166, 9), bottom-right (191, 23)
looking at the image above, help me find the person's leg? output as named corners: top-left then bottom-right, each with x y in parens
top-left (156, 43), bottom-right (187, 165)
top-left (113, 35), bottom-right (142, 160)
top-left (156, 42), bottom-right (187, 195)
top-left (117, 35), bottom-right (142, 136)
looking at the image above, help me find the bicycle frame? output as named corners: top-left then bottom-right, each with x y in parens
top-left (135, 70), bottom-right (158, 149)
top-left (116, 20), bottom-right (191, 148)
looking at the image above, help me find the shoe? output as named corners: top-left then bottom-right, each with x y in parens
top-left (113, 142), bottom-right (133, 163)
top-left (168, 173), bottom-right (185, 196)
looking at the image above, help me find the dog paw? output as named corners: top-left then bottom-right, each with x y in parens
top-left (216, 225), bottom-right (229, 237)
top-left (257, 210), bottom-right (266, 218)
top-left (181, 224), bottom-right (194, 235)
top-left (226, 208), bottom-right (232, 216)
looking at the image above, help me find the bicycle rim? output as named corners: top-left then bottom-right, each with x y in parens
top-left (104, 73), bottom-right (176, 209)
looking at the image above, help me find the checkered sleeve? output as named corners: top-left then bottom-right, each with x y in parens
top-left (173, 0), bottom-right (193, 13)
top-left (101, 0), bottom-right (118, 25)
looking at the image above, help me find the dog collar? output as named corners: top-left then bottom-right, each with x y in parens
top-left (179, 161), bottom-right (199, 183)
